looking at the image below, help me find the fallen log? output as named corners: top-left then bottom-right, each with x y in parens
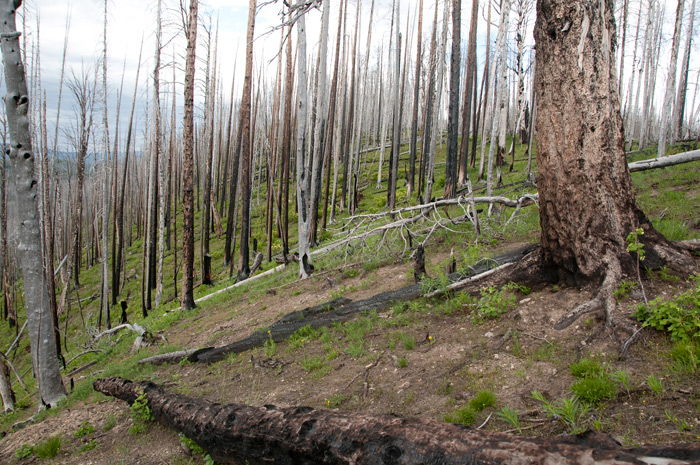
top-left (94, 377), bottom-right (700, 465)
top-left (174, 245), bottom-right (536, 364)
top-left (628, 149), bottom-right (700, 172)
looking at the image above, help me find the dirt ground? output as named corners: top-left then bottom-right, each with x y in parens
top-left (1, 251), bottom-right (699, 464)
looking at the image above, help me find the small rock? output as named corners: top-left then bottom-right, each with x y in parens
top-left (485, 332), bottom-right (494, 338)
top-left (520, 297), bottom-right (531, 304)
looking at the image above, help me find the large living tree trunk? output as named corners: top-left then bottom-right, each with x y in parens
top-left (0, 0), bottom-right (67, 407)
top-left (181, 0), bottom-right (198, 310)
top-left (95, 377), bottom-right (700, 465)
top-left (534, 0), bottom-right (692, 285)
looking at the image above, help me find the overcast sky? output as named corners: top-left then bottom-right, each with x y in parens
top-left (14, 0), bottom-right (689, 153)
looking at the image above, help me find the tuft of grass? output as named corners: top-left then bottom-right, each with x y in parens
top-left (646, 374), bottom-right (665, 399)
top-left (443, 405), bottom-right (477, 426)
top-left (103, 413), bottom-right (117, 431)
top-left (571, 376), bottom-right (617, 405)
top-left (15, 444), bottom-right (33, 459)
top-left (669, 340), bottom-right (699, 375)
top-left (570, 358), bottom-right (605, 378)
top-left (469, 390), bottom-right (497, 412)
top-left (34, 435), bottom-right (62, 459)
top-left (397, 356), bottom-right (408, 368)
top-left (398, 332), bottom-right (415, 350)
top-left (613, 280), bottom-right (637, 300)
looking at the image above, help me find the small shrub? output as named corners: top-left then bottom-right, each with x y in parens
top-left (634, 282), bottom-right (700, 341)
top-left (15, 444), bottom-right (33, 459)
top-left (469, 390), bottom-right (497, 412)
top-left (77, 439), bottom-right (98, 453)
top-left (130, 391), bottom-right (153, 422)
top-left (74, 420), bottom-right (95, 438)
top-left (34, 435), bottom-right (62, 459)
top-left (444, 405), bottom-right (477, 426)
top-left (473, 283), bottom-right (520, 322)
top-left (571, 376), bottom-right (617, 405)
top-left (613, 280), bottom-right (637, 300)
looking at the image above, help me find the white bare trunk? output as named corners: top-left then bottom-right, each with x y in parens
top-left (657, 0), bottom-right (685, 156)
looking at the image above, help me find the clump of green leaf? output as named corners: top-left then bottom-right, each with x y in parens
top-left (646, 374), bottom-right (665, 399)
top-left (288, 325), bottom-right (320, 349)
top-left (74, 420), bottom-right (95, 439)
top-left (473, 282), bottom-right (525, 322)
top-left (15, 444), bottom-right (33, 459)
top-left (634, 281), bottom-right (700, 341)
top-left (129, 390), bottom-right (153, 435)
top-left (613, 280), bottom-right (637, 300)
top-left (180, 434), bottom-right (215, 465)
top-left (77, 439), bottom-right (98, 453)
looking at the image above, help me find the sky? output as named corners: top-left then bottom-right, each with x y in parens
top-left (14, 0), bottom-right (691, 153)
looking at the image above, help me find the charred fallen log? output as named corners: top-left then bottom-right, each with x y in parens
top-left (94, 377), bottom-right (700, 465)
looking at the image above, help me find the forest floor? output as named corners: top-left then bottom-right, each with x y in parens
top-left (0, 142), bottom-right (699, 464)
top-left (1, 244), bottom-right (699, 464)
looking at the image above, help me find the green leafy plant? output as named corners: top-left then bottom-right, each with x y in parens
top-left (15, 444), bottom-right (33, 459)
top-left (634, 282), bottom-right (700, 341)
top-left (264, 332), bottom-right (276, 357)
top-left (74, 420), bottom-right (95, 438)
top-left (180, 434), bottom-right (215, 465)
top-left (288, 325), bottom-right (320, 349)
top-left (325, 393), bottom-right (349, 408)
top-left (469, 390), bottom-right (497, 412)
top-left (474, 285), bottom-right (517, 322)
top-left (34, 435), bottom-right (62, 459)
top-left (130, 391), bottom-right (154, 422)
top-left (613, 280), bottom-right (637, 300)
top-left (646, 374), bottom-right (665, 399)
top-left (77, 439), bottom-right (98, 453)
top-left (497, 406), bottom-right (522, 433)
top-left (626, 228), bottom-right (649, 306)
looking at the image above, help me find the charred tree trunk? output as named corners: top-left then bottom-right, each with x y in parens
top-left (181, 0), bottom-right (199, 310)
top-left (237, 0), bottom-right (256, 282)
top-left (443, 0), bottom-right (460, 199)
top-left (406, 0), bottom-right (423, 198)
top-left (95, 377), bottom-right (700, 465)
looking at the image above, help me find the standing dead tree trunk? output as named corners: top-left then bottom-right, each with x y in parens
top-left (181, 0), bottom-right (199, 310)
top-left (0, 0), bottom-right (66, 407)
top-left (95, 377), bottom-right (700, 465)
top-left (443, 0), bottom-right (460, 199)
top-left (237, 0), bottom-right (256, 282)
top-left (406, 0), bottom-right (423, 198)
top-left (657, 0), bottom-right (685, 157)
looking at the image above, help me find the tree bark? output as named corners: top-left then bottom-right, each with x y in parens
top-left (534, 0), bottom-right (691, 284)
top-left (0, 0), bottom-right (67, 407)
top-left (94, 377), bottom-right (700, 465)
top-left (657, 0), bottom-right (685, 156)
top-left (407, 0), bottom-right (423, 198)
top-left (237, 0), bottom-right (256, 282)
top-left (444, 0), bottom-right (461, 199)
top-left (181, 0), bottom-right (199, 310)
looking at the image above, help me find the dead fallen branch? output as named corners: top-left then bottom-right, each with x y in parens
top-left (94, 377), bottom-right (700, 465)
top-left (628, 149), bottom-right (700, 172)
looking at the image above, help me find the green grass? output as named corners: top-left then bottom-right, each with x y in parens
top-left (34, 435), bottom-right (62, 459)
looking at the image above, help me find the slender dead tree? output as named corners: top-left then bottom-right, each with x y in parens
top-left (458, 0), bottom-right (478, 185)
top-left (657, 0), bottom-right (685, 157)
top-left (444, 0), bottom-right (461, 199)
top-left (181, 0), bottom-right (199, 310)
top-left (0, 0), bottom-right (66, 407)
top-left (237, 0), bottom-right (256, 282)
top-left (407, 0), bottom-right (423, 198)
top-left (100, 0), bottom-right (111, 328)
top-left (673, 0), bottom-right (696, 141)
